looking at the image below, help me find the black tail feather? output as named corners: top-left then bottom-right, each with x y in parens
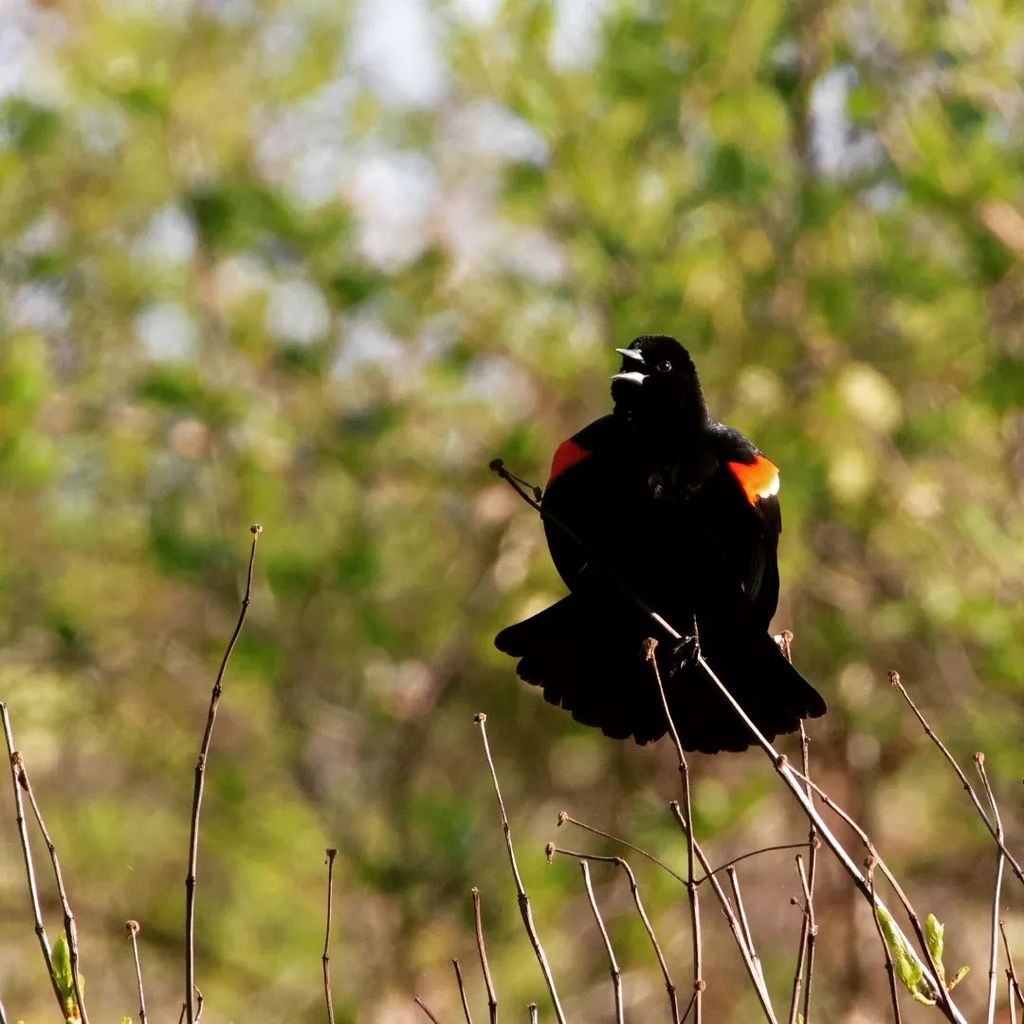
top-left (495, 587), bottom-right (826, 754)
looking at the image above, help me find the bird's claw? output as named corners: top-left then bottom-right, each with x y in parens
top-left (670, 634), bottom-right (701, 675)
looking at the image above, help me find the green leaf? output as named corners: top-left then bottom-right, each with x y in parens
top-left (926, 913), bottom-right (945, 981)
top-left (948, 965), bottom-right (970, 990)
top-left (51, 933), bottom-right (73, 996)
top-left (50, 932), bottom-right (83, 1021)
top-left (876, 906), bottom-right (931, 1001)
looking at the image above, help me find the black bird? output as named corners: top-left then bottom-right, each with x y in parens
top-left (495, 335), bottom-right (827, 753)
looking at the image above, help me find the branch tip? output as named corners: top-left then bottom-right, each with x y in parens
top-left (125, 919), bottom-right (140, 938)
top-left (474, 712), bottom-right (487, 724)
top-left (249, 523), bottom-right (262, 535)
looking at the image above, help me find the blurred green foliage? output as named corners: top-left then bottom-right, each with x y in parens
top-left (1, 0), bottom-right (1022, 1022)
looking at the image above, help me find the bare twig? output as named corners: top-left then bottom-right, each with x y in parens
top-left (0, 993), bottom-right (7, 1024)
top-left (785, 762), bottom-right (953, 1003)
top-left (646, 641), bottom-right (703, 1023)
top-left (558, 811), bottom-right (685, 884)
top-left (453, 960), bottom-right (474, 1024)
top-left (778, 632), bottom-right (819, 1024)
top-left (323, 848), bottom-right (338, 1024)
top-left (528, 1004), bottom-right (538, 1024)
top-left (699, 654), bottom-right (966, 1021)
top-left (679, 988), bottom-right (698, 1024)
top-left (475, 713), bottom-right (567, 1024)
top-left (794, 855), bottom-right (817, 1024)
top-left (697, 843), bottom-right (809, 887)
top-left (495, 460), bottom-right (968, 1024)
top-left (1010, 974), bottom-right (1018, 1024)
top-left (126, 920), bottom-right (148, 1024)
top-left (580, 861), bottom-right (624, 1024)
top-left (547, 844), bottom-right (678, 1023)
top-left (1, 702), bottom-right (65, 1015)
top-left (976, 754), bottom-right (1005, 1024)
top-left (890, 672), bottom-right (1023, 886)
top-left (16, 751), bottom-right (89, 1024)
top-left (1001, 920), bottom-right (1024, 1006)
top-left (727, 868), bottom-right (764, 987)
top-left (471, 887), bottom-right (498, 1024)
top-left (184, 524), bottom-right (261, 1024)
top-left (415, 995), bottom-right (444, 1023)
top-left (669, 802), bottom-right (778, 1024)
top-left (866, 858), bottom-right (903, 1022)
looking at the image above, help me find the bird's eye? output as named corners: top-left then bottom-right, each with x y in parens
top-left (657, 360), bottom-right (672, 373)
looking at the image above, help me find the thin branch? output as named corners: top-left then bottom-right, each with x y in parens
top-left (415, 995), bottom-right (444, 1024)
top-left (646, 642), bottom-right (703, 1024)
top-left (787, 761), bottom-right (962, 1014)
top-left (495, 460), bottom-right (968, 1024)
top-left (126, 921), bottom-right (148, 1024)
top-left (471, 887), bottom-right (498, 1024)
top-left (323, 848), bottom-right (338, 1024)
top-left (703, 655), bottom-right (964, 1021)
top-left (889, 671), bottom-right (1023, 886)
top-left (547, 844), bottom-right (678, 1024)
top-left (866, 858), bottom-right (903, 1023)
top-left (580, 861), bottom-right (624, 1024)
top-left (976, 754), bottom-right (1005, 1024)
top-left (560, 815), bottom-right (804, 889)
top-left (794, 855), bottom-right (818, 1024)
top-left (679, 988), bottom-right (698, 1024)
top-left (799, 733), bottom-right (819, 1024)
top-left (778, 632), bottom-right (819, 1024)
top-left (453, 960), bottom-right (474, 1024)
top-left (0, 993), bottom-right (7, 1024)
top-left (557, 812), bottom-right (686, 884)
top-left (670, 802), bottom-right (778, 1024)
top-left (475, 713), bottom-right (567, 1024)
top-left (1010, 974), bottom-right (1018, 1024)
top-left (16, 751), bottom-right (89, 1024)
top-left (184, 524), bottom-right (261, 1024)
top-left (0, 702), bottom-right (65, 1015)
top-left (727, 868), bottom-right (764, 988)
top-left (1001, 921), bottom-right (1024, 1007)
top-left (697, 843), bottom-right (809, 887)
top-left (528, 1004), bottom-right (538, 1024)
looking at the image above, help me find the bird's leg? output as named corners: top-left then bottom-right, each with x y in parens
top-left (670, 615), bottom-right (702, 675)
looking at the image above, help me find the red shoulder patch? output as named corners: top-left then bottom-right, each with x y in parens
top-left (727, 455), bottom-right (780, 505)
top-left (548, 438), bottom-right (590, 485)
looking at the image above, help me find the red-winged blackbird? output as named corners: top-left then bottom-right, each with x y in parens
top-left (495, 336), bottom-right (827, 753)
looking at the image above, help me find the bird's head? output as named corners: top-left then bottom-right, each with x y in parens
top-left (611, 335), bottom-right (706, 421)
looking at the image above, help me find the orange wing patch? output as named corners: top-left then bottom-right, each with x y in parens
top-left (549, 438), bottom-right (590, 485)
top-left (727, 455), bottom-right (780, 505)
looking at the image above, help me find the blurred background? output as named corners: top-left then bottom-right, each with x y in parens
top-left (1, 0), bottom-right (1022, 1021)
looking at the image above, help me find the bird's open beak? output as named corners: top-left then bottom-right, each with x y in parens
top-left (612, 348), bottom-right (647, 385)
top-left (611, 370), bottom-right (646, 385)
top-left (615, 348), bottom-right (645, 364)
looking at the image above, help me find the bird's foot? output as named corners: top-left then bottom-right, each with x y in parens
top-left (670, 633), bottom-right (701, 675)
